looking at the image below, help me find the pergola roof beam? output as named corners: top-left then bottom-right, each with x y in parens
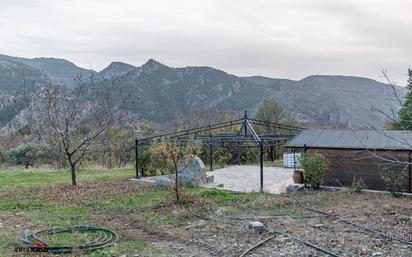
top-left (245, 119), bottom-right (261, 143)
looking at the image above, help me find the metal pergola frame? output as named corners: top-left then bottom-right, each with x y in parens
top-left (134, 112), bottom-right (304, 191)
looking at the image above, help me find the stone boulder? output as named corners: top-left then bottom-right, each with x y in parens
top-left (285, 184), bottom-right (305, 193)
top-left (154, 177), bottom-right (174, 187)
top-left (178, 155), bottom-right (206, 186)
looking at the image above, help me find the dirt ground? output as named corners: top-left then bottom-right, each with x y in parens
top-left (1, 179), bottom-right (411, 257)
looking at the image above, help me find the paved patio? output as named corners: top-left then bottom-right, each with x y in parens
top-left (202, 165), bottom-right (294, 193)
top-left (135, 165), bottom-right (295, 194)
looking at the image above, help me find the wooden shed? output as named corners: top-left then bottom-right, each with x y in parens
top-left (286, 130), bottom-right (412, 192)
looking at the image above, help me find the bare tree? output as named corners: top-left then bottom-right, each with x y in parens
top-left (364, 69), bottom-right (412, 196)
top-left (26, 74), bottom-right (126, 185)
top-left (368, 70), bottom-right (411, 163)
top-left (151, 141), bottom-right (201, 202)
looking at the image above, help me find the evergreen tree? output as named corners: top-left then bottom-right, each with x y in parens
top-left (394, 69), bottom-right (412, 130)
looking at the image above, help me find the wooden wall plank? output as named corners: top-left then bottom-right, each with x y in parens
top-left (303, 148), bottom-right (411, 192)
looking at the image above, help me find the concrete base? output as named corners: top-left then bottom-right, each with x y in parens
top-left (248, 221), bottom-right (264, 233)
top-left (206, 175), bottom-right (214, 183)
top-left (202, 165), bottom-right (294, 193)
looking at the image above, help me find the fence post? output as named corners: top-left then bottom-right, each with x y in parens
top-left (260, 141), bottom-right (264, 192)
top-left (135, 139), bottom-right (140, 179)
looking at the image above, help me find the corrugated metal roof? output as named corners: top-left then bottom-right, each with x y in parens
top-left (286, 130), bottom-right (412, 150)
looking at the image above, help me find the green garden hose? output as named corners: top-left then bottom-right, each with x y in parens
top-left (20, 226), bottom-right (118, 253)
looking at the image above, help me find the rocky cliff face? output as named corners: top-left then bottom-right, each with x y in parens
top-left (0, 54), bottom-right (406, 129)
top-left (108, 59), bottom-right (405, 128)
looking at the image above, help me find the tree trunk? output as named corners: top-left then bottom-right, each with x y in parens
top-left (66, 152), bottom-right (79, 186)
top-left (70, 163), bottom-right (77, 186)
top-left (174, 162), bottom-right (179, 203)
top-left (68, 154), bottom-right (77, 186)
top-left (108, 143), bottom-right (113, 169)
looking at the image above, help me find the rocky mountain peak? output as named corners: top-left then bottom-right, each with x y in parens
top-left (99, 61), bottom-right (136, 78)
top-left (140, 58), bottom-right (167, 73)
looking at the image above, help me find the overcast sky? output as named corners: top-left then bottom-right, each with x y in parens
top-left (0, 0), bottom-right (411, 84)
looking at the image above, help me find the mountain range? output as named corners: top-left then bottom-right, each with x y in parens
top-left (0, 53), bottom-right (406, 130)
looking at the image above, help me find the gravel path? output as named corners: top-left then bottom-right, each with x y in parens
top-left (202, 165), bottom-right (294, 193)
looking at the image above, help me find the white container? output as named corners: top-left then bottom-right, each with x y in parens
top-left (283, 152), bottom-right (301, 168)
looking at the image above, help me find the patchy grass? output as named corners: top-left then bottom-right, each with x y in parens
top-left (0, 168), bottom-right (135, 189)
top-left (0, 236), bottom-right (16, 257)
top-left (1, 167), bottom-right (411, 256)
top-left (0, 200), bottom-right (49, 211)
top-left (0, 168), bottom-right (189, 256)
top-left (89, 240), bottom-right (156, 257)
top-left (188, 187), bottom-right (260, 205)
top-left (0, 199), bottom-right (89, 227)
top-left (263, 159), bottom-right (283, 167)
top-left (40, 230), bottom-right (99, 247)
top-left (88, 188), bottom-right (171, 213)
top-left (32, 205), bottom-right (89, 226)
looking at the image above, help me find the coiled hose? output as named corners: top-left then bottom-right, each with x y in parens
top-left (20, 226), bottom-right (118, 253)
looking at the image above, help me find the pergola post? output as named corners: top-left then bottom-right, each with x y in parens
top-left (293, 148), bottom-right (296, 170)
top-left (270, 146), bottom-right (274, 162)
top-left (236, 133), bottom-right (241, 165)
top-left (244, 110), bottom-right (248, 137)
top-left (135, 139), bottom-right (140, 179)
top-left (209, 143), bottom-right (213, 171)
top-left (260, 141), bottom-right (264, 192)
top-left (236, 146), bottom-right (241, 165)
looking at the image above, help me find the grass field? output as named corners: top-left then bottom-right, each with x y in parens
top-left (0, 168), bottom-right (136, 188)
top-left (0, 168), bottom-right (141, 256)
top-left (0, 168), bottom-right (262, 257)
top-left (0, 168), bottom-right (411, 257)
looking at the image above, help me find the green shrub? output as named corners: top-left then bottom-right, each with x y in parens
top-left (138, 141), bottom-right (203, 177)
top-left (0, 151), bottom-right (5, 164)
top-left (338, 176), bottom-right (366, 194)
top-left (138, 146), bottom-right (156, 176)
top-left (380, 169), bottom-right (408, 198)
top-left (6, 144), bottom-right (49, 168)
top-left (214, 147), bottom-right (233, 167)
top-left (300, 153), bottom-right (328, 189)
